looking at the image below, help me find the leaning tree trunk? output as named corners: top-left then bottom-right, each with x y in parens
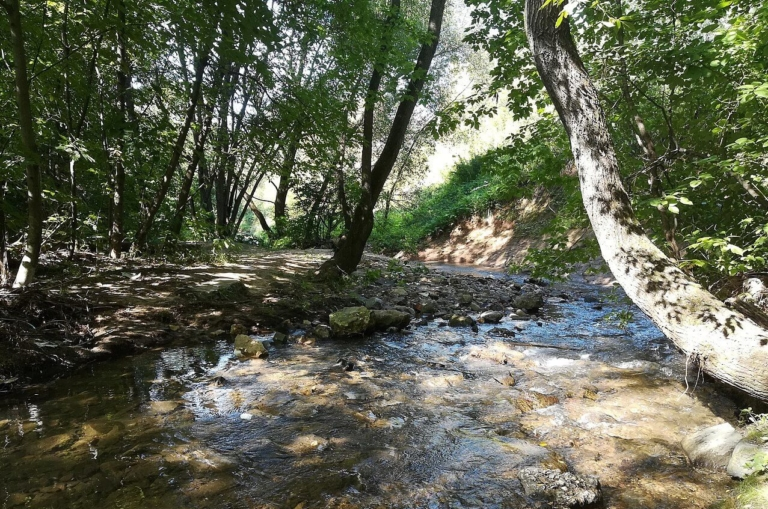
top-left (525, 0), bottom-right (768, 400)
top-left (319, 0), bottom-right (446, 276)
top-left (4, 0), bottom-right (44, 287)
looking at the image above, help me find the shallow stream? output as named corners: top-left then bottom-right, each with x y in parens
top-left (0, 267), bottom-right (738, 508)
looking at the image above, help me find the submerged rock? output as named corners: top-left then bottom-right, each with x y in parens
top-left (371, 309), bottom-right (411, 331)
top-left (518, 467), bottom-right (601, 508)
top-left (681, 422), bottom-right (742, 469)
top-left (234, 335), bottom-right (268, 358)
top-left (329, 306), bottom-right (371, 337)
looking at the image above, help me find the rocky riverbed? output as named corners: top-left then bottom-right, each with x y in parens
top-left (0, 249), bottom-right (757, 508)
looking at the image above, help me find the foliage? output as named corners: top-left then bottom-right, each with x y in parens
top-left (369, 114), bottom-right (573, 254)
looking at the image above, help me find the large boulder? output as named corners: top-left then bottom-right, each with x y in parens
top-left (370, 309), bottom-right (411, 331)
top-left (518, 467), bottom-right (601, 508)
top-left (234, 335), bottom-right (268, 359)
top-left (329, 307), bottom-right (371, 337)
top-left (514, 292), bottom-right (545, 312)
top-left (681, 423), bottom-right (742, 469)
top-left (727, 440), bottom-right (768, 478)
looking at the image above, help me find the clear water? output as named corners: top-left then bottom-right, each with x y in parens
top-left (0, 269), bottom-right (737, 508)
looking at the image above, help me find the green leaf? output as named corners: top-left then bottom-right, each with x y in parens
top-left (668, 204), bottom-right (680, 214)
top-left (679, 196), bottom-right (693, 206)
top-left (690, 180), bottom-right (703, 188)
top-left (555, 10), bottom-right (568, 28)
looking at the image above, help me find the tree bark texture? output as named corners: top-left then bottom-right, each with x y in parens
top-left (320, 0), bottom-right (446, 276)
top-left (4, 0), bottom-right (44, 287)
top-left (525, 0), bottom-right (768, 401)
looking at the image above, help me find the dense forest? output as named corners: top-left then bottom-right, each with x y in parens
top-left (3, 0), bottom-right (768, 506)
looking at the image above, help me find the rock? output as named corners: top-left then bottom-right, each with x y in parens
top-left (364, 297), bottom-right (384, 310)
top-left (681, 423), bottom-right (742, 469)
top-left (313, 325), bottom-right (331, 340)
top-left (234, 335), bottom-right (269, 358)
top-left (583, 295), bottom-right (600, 304)
top-left (582, 386), bottom-right (599, 401)
top-left (393, 305), bottom-right (416, 318)
top-left (458, 293), bottom-right (474, 305)
top-left (727, 440), bottom-right (768, 478)
top-left (514, 292), bottom-right (545, 312)
top-left (230, 323), bottom-right (247, 336)
top-left (389, 288), bottom-right (409, 305)
top-left (421, 301), bottom-right (439, 314)
top-left (479, 311), bottom-right (504, 324)
top-left (272, 331), bottom-right (288, 344)
top-left (469, 302), bottom-right (482, 312)
top-left (329, 306), bottom-right (371, 337)
top-left (449, 314), bottom-right (475, 327)
top-left (371, 309), bottom-right (411, 331)
top-left (518, 467), bottom-right (601, 508)
top-left (487, 327), bottom-right (516, 337)
top-left (297, 335), bottom-right (316, 346)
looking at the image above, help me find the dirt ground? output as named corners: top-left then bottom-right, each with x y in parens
top-left (0, 247), bottom-right (355, 389)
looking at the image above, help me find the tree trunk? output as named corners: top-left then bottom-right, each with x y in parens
top-left (273, 137), bottom-right (299, 231)
top-left (4, 0), bottom-right (44, 287)
top-left (170, 106), bottom-right (213, 236)
top-left (0, 180), bottom-right (8, 285)
top-left (134, 45), bottom-right (210, 250)
top-left (525, 0), bottom-right (768, 401)
top-left (320, 0), bottom-right (446, 276)
top-left (110, 0), bottom-right (134, 259)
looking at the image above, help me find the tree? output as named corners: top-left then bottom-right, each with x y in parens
top-left (319, 0), bottom-right (448, 276)
top-left (2, 0), bottom-right (43, 287)
top-left (525, 0), bottom-right (768, 400)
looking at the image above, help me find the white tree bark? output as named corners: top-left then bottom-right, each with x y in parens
top-left (525, 0), bottom-right (768, 400)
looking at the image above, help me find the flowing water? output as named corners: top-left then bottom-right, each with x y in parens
top-left (0, 268), bottom-right (738, 508)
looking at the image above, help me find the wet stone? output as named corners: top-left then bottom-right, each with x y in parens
top-left (518, 467), bottom-right (602, 508)
top-left (329, 306), bottom-right (371, 336)
top-left (487, 326), bottom-right (515, 337)
top-left (681, 422), bottom-right (742, 469)
top-left (449, 315), bottom-right (475, 327)
top-left (514, 292), bottom-right (545, 312)
top-left (312, 325), bottom-right (331, 340)
top-left (726, 440), bottom-right (768, 478)
top-left (479, 311), bottom-right (504, 324)
top-left (234, 335), bottom-right (269, 358)
top-left (230, 323), bottom-right (247, 336)
top-left (370, 309), bottom-right (411, 331)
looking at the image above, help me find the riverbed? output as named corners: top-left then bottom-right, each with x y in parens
top-left (0, 265), bottom-right (738, 508)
